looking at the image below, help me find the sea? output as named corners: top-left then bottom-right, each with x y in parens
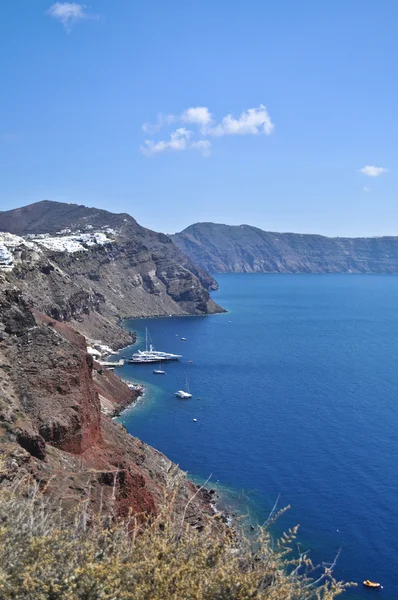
top-left (115, 274), bottom-right (398, 598)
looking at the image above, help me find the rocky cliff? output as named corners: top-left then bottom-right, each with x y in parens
top-left (0, 202), bottom-right (223, 346)
top-left (0, 201), bottom-right (223, 524)
top-left (0, 288), bottom-right (213, 524)
top-left (172, 222), bottom-right (398, 273)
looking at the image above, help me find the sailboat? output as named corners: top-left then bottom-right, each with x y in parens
top-left (175, 375), bottom-right (192, 399)
top-left (153, 359), bottom-right (166, 375)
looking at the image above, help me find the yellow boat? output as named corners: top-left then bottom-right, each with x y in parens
top-left (363, 580), bottom-right (382, 589)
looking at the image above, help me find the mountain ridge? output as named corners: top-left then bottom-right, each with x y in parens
top-left (172, 222), bottom-right (398, 273)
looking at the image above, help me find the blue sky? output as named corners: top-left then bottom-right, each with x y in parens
top-left (1, 1), bottom-right (397, 236)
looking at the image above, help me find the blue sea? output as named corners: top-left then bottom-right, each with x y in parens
top-left (116, 274), bottom-right (398, 598)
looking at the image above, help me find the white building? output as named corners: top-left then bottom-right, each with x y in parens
top-left (0, 244), bottom-right (13, 268)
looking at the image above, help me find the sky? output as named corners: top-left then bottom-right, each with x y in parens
top-left (1, 1), bottom-right (398, 236)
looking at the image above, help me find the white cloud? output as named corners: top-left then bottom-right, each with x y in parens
top-left (190, 140), bottom-right (212, 157)
top-left (46, 3), bottom-right (96, 31)
top-left (140, 129), bottom-right (211, 157)
top-left (142, 113), bottom-right (175, 134)
top-left (140, 104), bottom-right (274, 157)
top-left (209, 105), bottom-right (274, 136)
top-left (168, 128), bottom-right (191, 150)
top-left (359, 165), bottom-right (388, 177)
top-left (181, 107), bottom-right (213, 128)
top-left (140, 128), bottom-right (192, 155)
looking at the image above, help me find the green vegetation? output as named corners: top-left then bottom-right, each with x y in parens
top-left (0, 476), bottom-right (350, 600)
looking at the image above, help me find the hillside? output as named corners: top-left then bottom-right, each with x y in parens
top-left (0, 202), bottom-right (225, 524)
top-left (172, 222), bottom-right (398, 273)
top-left (0, 200), bottom-right (140, 236)
top-left (0, 202), bottom-right (223, 345)
top-left (0, 287), bottom-right (214, 526)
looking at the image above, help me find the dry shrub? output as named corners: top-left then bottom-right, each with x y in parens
top-left (0, 476), bottom-right (351, 600)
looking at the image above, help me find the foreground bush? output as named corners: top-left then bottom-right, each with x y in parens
top-left (0, 477), bottom-right (349, 600)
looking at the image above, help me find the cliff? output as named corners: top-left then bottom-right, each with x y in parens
top-left (172, 222), bottom-right (398, 273)
top-left (0, 202), bottom-right (222, 526)
top-left (0, 288), bottom-right (213, 523)
top-left (0, 202), bottom-right (223, 346)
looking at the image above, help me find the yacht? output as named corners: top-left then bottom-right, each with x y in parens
top-left (136, 346), bottom-right (182, 360)
top-left (127, 355), bottom-right (161, 364)
top-left (129, 329), bottom-right (182, 363)
top-left (175, 376), bottom-right (192, 399)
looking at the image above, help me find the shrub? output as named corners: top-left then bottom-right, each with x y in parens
top-left (0, 476), bottom-right (350, 600)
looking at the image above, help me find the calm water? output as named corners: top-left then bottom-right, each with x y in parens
top-left (116, 274), bottom-right (398, 598)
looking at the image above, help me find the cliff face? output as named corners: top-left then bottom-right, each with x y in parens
top-left (0, 289), bottom-right (212, 523)
top-left (0, 202), bottom-right (223, 345)
top-left (172, 222), bottom-right (398, 274)
top-left (0, 202), bottom-right (221, 525)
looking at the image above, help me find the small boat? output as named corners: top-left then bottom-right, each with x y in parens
top-left (175, 375), bottom-right (192, 399)
top-left (193, 418), bottom-right (197, 422)
top-left (153, 369), bottom-right (166, 374)
top-left (363, 580), bottom-right (382, 589)
top-left (98, 359), bottom-right (125, 367)
top-left (181, 337), bottom-right (187, 341)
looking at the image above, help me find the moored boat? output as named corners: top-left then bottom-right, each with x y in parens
top-left (127, 355), bottom-right (161, 364)
top-left (363, 580), bottom-right (382, 589)
top-left (129, 328), bottom-right (182, 363)
top-left (175, 375), bottom-right (192, 399)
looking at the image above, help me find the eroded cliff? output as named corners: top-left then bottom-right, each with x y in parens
top-left (0, 288), bottom-right (213, 524)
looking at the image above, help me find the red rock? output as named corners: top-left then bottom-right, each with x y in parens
top-left (0, 296), bottom-right (213, 524)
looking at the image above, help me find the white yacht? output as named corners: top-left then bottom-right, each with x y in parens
top-left (175, 376), bottom-right (192, 399)
top-left (129, 329), bottom-right (182, 363)
top-left (127, 354), bottom-right (160, 364)
top-left (136, 346), bottom-right (182, 360)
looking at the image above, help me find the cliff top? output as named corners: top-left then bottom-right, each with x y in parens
top-left (177, 221), bottom-right (398, 242)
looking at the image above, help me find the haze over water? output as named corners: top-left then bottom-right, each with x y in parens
top-left (118, 274), bottom-right (398, 598)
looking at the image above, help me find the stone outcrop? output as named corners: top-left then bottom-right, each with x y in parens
top-left (172, 222), bottom-right (398, 274)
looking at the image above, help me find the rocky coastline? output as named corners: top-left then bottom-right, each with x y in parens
top-left (173, 221), bottom-right (398, 274)
top-left (111, 328), bottom-right (238, 529)
top-left (0, 288), bottom-right (218, 526)
top-left (0, 200), bottom-right (228, 527)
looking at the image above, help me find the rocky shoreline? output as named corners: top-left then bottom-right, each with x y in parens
top-left (110, 331), bottom-right (237, 529)
top-left (0, 200), bottom-right (229, 528)
top-left (0, 289), bottom-right (218, 527)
